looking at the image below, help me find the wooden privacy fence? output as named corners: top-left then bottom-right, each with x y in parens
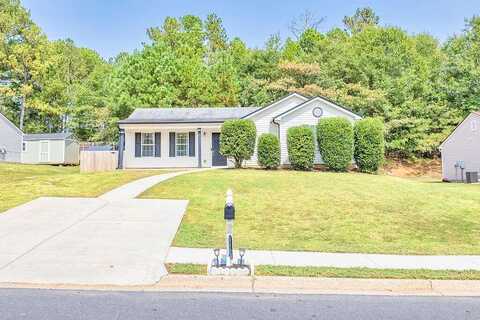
top-left (80, 151), bottom-right (118, 173)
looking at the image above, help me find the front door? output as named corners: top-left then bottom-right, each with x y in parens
top-left (211, 133), bottom-right (227, 166)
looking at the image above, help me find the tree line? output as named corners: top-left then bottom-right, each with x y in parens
top-left (1, 0), bottom-right (479, 158)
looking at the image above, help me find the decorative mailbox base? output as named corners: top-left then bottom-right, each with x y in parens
top-left (207, 189), bottom-right (253, 276)
top-left (208, 258), bottom-right (253, 276)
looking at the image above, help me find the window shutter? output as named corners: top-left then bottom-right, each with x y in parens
top-left (169, 132), bottom-right (175, 157)
top-left (155, 132), bottom-right (161, 157)
top-left (189, 132), bottom-right (195, 157)
top-left (135, 133), bottom-right (141, 157)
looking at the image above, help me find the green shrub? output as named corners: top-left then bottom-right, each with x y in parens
top-left (354, 118), bottom-right (385, 173)
top-left (317, 117), bottom-right (354, 171)
top-left (287, 126), bottom-right (315, 171)
top-left (257, 133), bottom-right (280, 169)
top-left (220, 119), bottom-right (256, 168)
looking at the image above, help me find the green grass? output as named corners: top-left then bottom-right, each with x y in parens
top-left (166, 263), bottom-right (207, 275)
top-left (165, 263), bottom-right (480, 280)
top-left (141, 169), bottom-right (480, 255)
top-left (0, 163), bottom-right (168, 212)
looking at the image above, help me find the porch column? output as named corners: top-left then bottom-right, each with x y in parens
top-left (197, 128), bottom-right (202, 168)
top-left (117, 128), bottom-right (125, 169)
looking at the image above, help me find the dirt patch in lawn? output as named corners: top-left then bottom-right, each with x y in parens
top-left (382, 158), bottom-right (441, 179)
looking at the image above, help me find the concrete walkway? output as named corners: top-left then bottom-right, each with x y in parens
top-left (100, 169), bottom-right (209, 201)
top-left (167, 247), bottom-right (480, 271)
top-left (0, 170), bottom-right (207, 286)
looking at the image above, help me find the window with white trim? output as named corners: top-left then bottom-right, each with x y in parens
top-left (141, 133), bottom-right (154, 157)
top-left (176, 133), bottom-right (188, 156)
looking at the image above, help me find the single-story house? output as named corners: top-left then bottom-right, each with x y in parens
top-left (0, 112), bottom-right (79, 165)
top-left (439, 111), bottom-right (480, 182)
top-left (117, 93), bottom-right (361, 169)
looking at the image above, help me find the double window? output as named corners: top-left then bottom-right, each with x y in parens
top-left (141, 133), bottom-right (154, 157)
top-left (175, 132), bottom-right (188, 157)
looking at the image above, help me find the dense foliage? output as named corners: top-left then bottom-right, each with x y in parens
top-left (287, 126), bottom-right (315, 170)
top-left (220, 119), bottom-right (256, 168)
top-left (354, 118), bottom-right (385, 173)
top-left (1, 1), bottom-right (479, 157)
top-left (317, 117), bottom-right (354, 171)
top-left (257, 133), bottom-right (281, 169)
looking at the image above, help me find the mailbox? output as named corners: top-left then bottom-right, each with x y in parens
top-left (224, 204), bottom-right (235, 220)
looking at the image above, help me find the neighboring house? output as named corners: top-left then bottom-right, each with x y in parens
top-left (0, 113), bottom-right (80, 165)
top-left (439, 111), bottom-right (480, 182)
top-left (0, 112), bottom-right (23, 162)
top-left (118, 93), bottom-right (361, 169)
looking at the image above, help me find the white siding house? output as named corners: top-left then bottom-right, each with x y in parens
top-left (439, 112), bottom-right (480, 182)
top-left (118, 93), bottom-right (361, 169)
top-left (0, 112), bottom-right (23, 163)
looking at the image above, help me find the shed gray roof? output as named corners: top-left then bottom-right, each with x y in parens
top-left (23, 132), bottom-right (73, 141)
top-left (118, 107), bottom-right (261, 124)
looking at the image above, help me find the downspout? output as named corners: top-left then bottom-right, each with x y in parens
top-left (117, 128), bottom-right (125, 169)
top-left (272, 118), bottom-right (281, 165)
top-left (197, 128), bottom-right (202, 168)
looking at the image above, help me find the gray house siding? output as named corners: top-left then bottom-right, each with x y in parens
top-left (0, 113), bottom-right (22, 163)
top-left (440, 112), bottom-right (480, 181)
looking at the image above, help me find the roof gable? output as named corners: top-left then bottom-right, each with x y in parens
top-left (274, 96), bottom-right (362, 121)
top-left (439, 112), bottom-right (480, 149)
top-left (0, 112), bottom-right (23, 136)
top-left (242, 93), bottom-right (309, 119)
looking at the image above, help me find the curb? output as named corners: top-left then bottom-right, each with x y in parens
top-left (2, 275), bottom-right (480, 296)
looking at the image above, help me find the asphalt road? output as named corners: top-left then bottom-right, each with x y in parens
top-left (0, 289), bottom-right (479, 320)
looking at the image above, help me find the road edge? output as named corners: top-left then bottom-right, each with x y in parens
top-left (1, 275), bottom-right (480, 296)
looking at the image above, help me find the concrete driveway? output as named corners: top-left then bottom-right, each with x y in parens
top-left (0, 171), bottom-right (199, 286)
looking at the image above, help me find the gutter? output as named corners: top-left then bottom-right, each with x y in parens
top-left (272, 118), bottom-right (281, 138)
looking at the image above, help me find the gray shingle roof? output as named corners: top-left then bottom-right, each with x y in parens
top-left (23, 132), bottom-right (73, 141)
top-left (118, 107), bottom-right (261, 124)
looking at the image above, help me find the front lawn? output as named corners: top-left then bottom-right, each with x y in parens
top-left (141, 169), bottom-right (480, 255)
top-left (0, 163), bottom-right (167, 212)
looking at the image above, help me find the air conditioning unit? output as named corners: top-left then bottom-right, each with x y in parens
top-left (466, 172), bottom-right (479, 184)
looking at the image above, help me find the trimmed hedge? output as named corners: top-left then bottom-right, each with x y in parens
top-left (220, 119), bottom-right (256, 168)
top-left (317, 117), bottom-right (354, 171)
top-left (354, 118), bottom-right (385, 173)
top-left (257, 133), bottom-right (280, 169)
top-left (287, 126), bottom-right (315, 171)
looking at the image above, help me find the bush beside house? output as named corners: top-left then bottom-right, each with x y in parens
top-left (317, 117), bottom-right (354, 171)
top-left (287, 126), bottom-right (315, 171)
top-left (220, 119), bottom-right (256, 168)
top-left (354, 118), bottom-right (385, 173)
top-left (257, 133), bottom-right (281, 169)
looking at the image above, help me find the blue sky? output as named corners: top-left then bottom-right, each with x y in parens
top-left (22, 0), bottom-right (480, 59)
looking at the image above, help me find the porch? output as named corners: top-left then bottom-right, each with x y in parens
top-left (118, 123), bottom-right (228, 169)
